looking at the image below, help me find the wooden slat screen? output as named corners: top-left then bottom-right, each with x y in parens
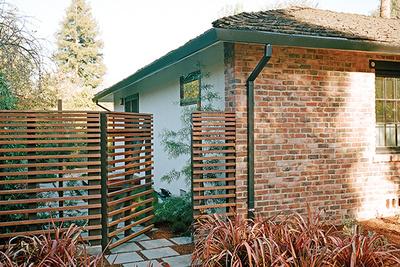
top-left (191, 111), bottom-right (236, 219)
top-left (0, 111), bottom-right (155, 250)
top-left (104, 112), bottom-right (154, 249)
top-left (0, 111), bottom-right (102, 242)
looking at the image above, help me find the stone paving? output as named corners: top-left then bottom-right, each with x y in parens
top-left (105, 233), bottom-right (193, 267)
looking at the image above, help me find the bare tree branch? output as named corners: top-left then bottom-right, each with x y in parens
top-left (0, 0), bottom-right (46, 101)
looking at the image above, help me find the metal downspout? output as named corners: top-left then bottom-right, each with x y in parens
top-left (95, 100), bottom-right (111, 111)
top-left (246, 44), bottom-right (272, 219)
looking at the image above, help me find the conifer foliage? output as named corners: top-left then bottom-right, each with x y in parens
top-left (55, 0), bottom-right (105, 90)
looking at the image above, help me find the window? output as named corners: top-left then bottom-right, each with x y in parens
top-left (124, 94), bottom-right (139, 113)
top-left (373, 60), bottom-right (400, 152)
top-left (180, 71), bottom-right (200, 106)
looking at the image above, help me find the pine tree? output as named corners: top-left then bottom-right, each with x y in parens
top-left (55, 0), bottom-right (105, 89)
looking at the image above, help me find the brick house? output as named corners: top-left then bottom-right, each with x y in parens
top-left (94, 7), bottom-right (400, 223)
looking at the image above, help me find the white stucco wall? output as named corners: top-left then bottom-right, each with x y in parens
top-left (112, 43), bottom-right (225, 195)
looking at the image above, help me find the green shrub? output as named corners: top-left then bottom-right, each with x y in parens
top-left (154, 194), bottom-right (192, 235)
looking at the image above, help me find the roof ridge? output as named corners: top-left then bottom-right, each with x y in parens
top-left (213, 6), bottom-right (399, 27)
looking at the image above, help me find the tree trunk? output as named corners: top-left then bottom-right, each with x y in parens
top-left (380, 0), bottom-right (391, 18)
top-left (394, 0), bottom-right (400, 18)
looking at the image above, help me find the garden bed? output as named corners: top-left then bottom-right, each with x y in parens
top-left (361, 216), bottom-right (400, 245)
top-left (148, 223), bottom-right (175, 239)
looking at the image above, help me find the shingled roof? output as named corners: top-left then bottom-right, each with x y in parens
top-left (95, 7), bottom-right (400, 102)
top-left (213, 7), bottom-right (400, 46)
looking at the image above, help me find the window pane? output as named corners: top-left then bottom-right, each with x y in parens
top-left (183, 80), bottom-right (200, 99)
top-left (397, 125), bottom-right (400, 147)
top-left (396, 78), bottom-right (400, 98)
top-left (125, 101), bottom-right (131, 112)
top-left (386, 124), bottom-right (396, 147)
top-left (397, 101), bottom-right (400, 123)
top-left (376, 100), bottom-right (384, 122)
top-left (385, 78), bottom-right (395, 99)
top-left (376, 77), bottom-right (384, 98)
top-left (385, 101), bottom-right (395, 122)
top-left (376, 125), bottom-right (385, 147)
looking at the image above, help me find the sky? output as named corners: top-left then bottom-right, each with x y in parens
top-left (12, 0), bottom-right (380, 89)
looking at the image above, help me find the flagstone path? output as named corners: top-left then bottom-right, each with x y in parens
top-left (105, 234), bottom-right (193, 267)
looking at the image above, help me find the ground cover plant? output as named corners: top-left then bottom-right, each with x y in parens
top-left (192, 208), bottom-right (400, 267)
top-left (154, 193), bottom-right (192, 235)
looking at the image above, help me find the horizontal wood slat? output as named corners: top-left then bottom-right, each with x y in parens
top-left (0, 133), bottom-right (100, 138)
top-left (0, 176), bottom-right (101, 185)
top-left (0, 153), bottom-right (100, 161)
top-left (0, 195), bottom-right (101, 206)
top-left (193, 212), bottom-right (235, 220)
top-left (191, 112), bottom-right (236, 220)
top-left (0, 146), bottom-right (101, 153)
top-left (193, 193), bottom-right (236, 200)
top-left (108, 206), bottom-right (154, 228)
top-left (108, 198), bottom-right (154, 217)
top-left (108, 215), bottom-right (154, 238)
top-left (0, 160), bottom-right (100, 169)
top-left (108, 224), bottom-right (153, 250)
top-left (193, 177), bottom-right (236, 183)
top-left (0, 204), bottom-right (101, 216)
top-left (0, 225), bottom-right (101, 240)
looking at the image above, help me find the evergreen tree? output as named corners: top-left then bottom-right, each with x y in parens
top-left (391, 0), bottom-right (400, 18)
top-left (55, 0), bottom-right (105, 89)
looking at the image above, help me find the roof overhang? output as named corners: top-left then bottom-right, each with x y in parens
top-left (94, 27), bottom-right (400, 102)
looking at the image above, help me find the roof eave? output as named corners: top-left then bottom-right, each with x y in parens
top-left (216, 28), bottom-right (400, 54)
top-left (94, 28), bottom-right (400, 102)
top-left (94, 28), bottom-right (219, 101)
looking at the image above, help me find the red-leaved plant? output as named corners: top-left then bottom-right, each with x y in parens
top-left (192, 208), bottom-right (400, 267)
top-left (0, 224), bottom-right (103, 267)
top-left (330, 225), bottom-right (400, 267)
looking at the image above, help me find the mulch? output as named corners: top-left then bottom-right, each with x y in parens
top-left (360, 216), bottom-right (400, 245)
top-left (148, 223), bottom-right (175, 240)
top-left (172, 244), bottom-right (194, 255)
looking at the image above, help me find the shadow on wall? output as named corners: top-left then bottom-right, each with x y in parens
top-left (221, 9), bottom-right (400, 222)
top-left (239, 44), bottom-right (400, 224)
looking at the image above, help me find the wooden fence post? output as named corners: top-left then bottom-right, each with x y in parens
top-left (190, 113), bottom-right (195, 221)
top-left (143, 114), bottom-right (153, 226)
top-left (88, 112), bottom-right (101, 246)
top-left (27, 114), bottom-right (37, 230)
top-left (100, 112), bottom-right (109, 252)
top-left (57, 100), bottom-right (64, 218)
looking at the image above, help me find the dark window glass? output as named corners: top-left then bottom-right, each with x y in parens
top-left (180, 71), bottom-right (200, 106)
top-left (125, 94), bottom-right (139, 113)
top-left (376, 76), bottom-right (400, 150)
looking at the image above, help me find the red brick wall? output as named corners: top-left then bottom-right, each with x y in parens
top-left (224, 43), bottom-right (400, 223)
